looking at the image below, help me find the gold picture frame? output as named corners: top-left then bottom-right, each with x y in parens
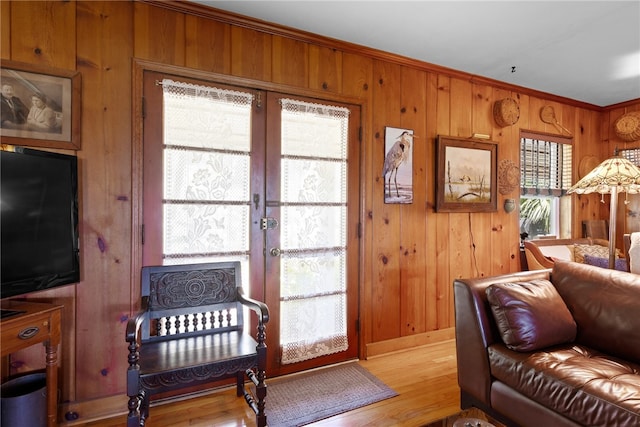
top-left (436, 135), bottom-right (497, 212)
top-left (1, 60), bottom-right (81, 150)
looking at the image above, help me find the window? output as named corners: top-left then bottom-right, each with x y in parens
top-left (621, 147), bottom-right (640, 166)
top-left (520, 133), bottom-right (572, 239)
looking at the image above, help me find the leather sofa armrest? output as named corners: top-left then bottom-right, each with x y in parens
top-left (454, 270), bottom-right (551, 406)
top-left (454, 280), bottom-right (494, 405)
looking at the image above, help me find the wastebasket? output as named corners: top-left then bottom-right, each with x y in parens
top-left (1, 372), bottom-right (47, 427)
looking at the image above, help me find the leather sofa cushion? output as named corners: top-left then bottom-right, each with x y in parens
top-left (489, 343), bottom-right (640, 426)
top-left (486, 279), bottom-right (576, 352)
top-left (552, 261), bottom-right (640, 364)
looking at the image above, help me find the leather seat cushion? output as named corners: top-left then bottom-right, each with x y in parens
top-left (488, 343), bottom-right (640, 426)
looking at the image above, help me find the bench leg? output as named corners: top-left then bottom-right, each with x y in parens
top-left (236, 371), bottom-right (244, 397)
top-left (127, 389), bottom-right (147, 427)
top-left (255, 373), bottom-right (267, 427)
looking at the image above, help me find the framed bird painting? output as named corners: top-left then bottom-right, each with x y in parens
top-left (383, 126), bottom-right (414, 204)
top-left (435, 135), bottom-right (497, 212)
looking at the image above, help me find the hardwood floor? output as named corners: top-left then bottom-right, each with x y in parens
top-left (84, 339), bottom-right (462, 427)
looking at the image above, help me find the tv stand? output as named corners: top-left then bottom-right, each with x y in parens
top-left (1, 300), bottom-right (62, 427)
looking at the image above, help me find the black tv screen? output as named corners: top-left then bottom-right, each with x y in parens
top-left (1, 146), bottom-right (80, 299)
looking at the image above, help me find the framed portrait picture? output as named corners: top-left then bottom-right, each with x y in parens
top-left (1, 60), bottom-right (81, 150)
top-left (383, 126), bottom-right (414, 204)
top-left (436, 135), bottom-right (497, 212)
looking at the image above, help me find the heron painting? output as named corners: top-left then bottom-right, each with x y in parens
top-left (383, 127), bottom-right (414, 204)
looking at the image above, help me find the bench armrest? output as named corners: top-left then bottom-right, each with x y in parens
top-left (125, 296), bottom-right (149, 343)
top-left (523, 241), bottom-right (556, 270)
top-left (237, 288), bottom-right (269, 324)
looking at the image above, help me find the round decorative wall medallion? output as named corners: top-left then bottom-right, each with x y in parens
top-left (614, 111), bottom-right (640, 142)
top-left (498, 159), bottom-right (520, 195)
top-left (579, 156), bottom-right (599, 179)
top-left (493, 98), bottom-right (520, 127)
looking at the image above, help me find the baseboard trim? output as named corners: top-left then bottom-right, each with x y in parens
top-left (59, 394), bottom-right (127, 426)
top-left (365, 327), bottom-right (455, 358)
top-left (58, 385), bottom-right (237, 426)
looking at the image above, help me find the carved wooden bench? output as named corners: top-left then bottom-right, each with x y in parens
top-left (125, 262), bottom-right (269, 427)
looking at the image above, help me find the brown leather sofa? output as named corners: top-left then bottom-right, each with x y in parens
top-left (454, 261), bottom-right (640, 427)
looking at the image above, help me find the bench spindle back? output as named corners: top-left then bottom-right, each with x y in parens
top-left (140, 263), bottom-right (245, 343)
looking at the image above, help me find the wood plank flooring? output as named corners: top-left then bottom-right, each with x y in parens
top-left (84, 339), bottom-right (462, 427)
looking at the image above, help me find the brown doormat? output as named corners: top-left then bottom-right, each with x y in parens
top-left (264, 362), bottom-right (398, 426)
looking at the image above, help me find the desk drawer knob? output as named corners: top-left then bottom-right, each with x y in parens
top-left (18, 326), bottom-right (40, 340)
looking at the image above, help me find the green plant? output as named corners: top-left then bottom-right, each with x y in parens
top-left (520, 197), bottom-right (551, 235)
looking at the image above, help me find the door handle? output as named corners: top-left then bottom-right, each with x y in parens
top-left (269, 247), bottom-right (281, 257)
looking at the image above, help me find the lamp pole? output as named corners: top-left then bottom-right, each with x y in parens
top-left (608, 186), bottom-right (618, 270)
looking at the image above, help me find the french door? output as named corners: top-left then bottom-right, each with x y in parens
top-left (141, 71), bottom-right (360, 376)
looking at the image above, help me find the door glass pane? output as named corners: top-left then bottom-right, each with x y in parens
top-left (279, 98), bottom-right (350, 364)
top-left (162, 79), bottom-right (253, 269)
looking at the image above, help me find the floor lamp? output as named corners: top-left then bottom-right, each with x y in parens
top-left (568, 152), bottom-right (640, 269)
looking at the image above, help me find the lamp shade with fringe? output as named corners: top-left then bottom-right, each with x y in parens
top-left (567, 154), bottom-right (640, 269)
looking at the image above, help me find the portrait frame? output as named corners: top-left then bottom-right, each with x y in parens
top-left (1, 60), bottom-right (81, 150)
top-left (383, 126), bottom-right (414, 204)
top-left (435, 135), bottom-right (497, 213)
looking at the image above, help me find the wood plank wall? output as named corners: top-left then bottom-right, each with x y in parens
top-left (1, 0), bottom-right (638, 419)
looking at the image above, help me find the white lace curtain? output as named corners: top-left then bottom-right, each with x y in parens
top-left (161, 79), bottom-right (253, 264)
top-left (279, 98), bottom-right (350, 364)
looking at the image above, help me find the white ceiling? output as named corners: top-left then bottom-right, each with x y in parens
top-left (190, 1), bottom-right (640, 107)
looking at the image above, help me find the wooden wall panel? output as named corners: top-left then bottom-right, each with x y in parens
top-left (341, 53), bottom-right (373, 100)
top-left (230, 26), bottom-right (272, 81)
top-left (271, 35), bottom-right (308, 87)
top-left (491, 88), bottom-right (521, 275)
top-left (74, 0), bottom-right (133, 400)
top-left (398, 66), bottom-right (427, 336)
top-left (424, 72), bottom-right (439, 331)
top-left (309, 44), bottom-right (342, 94)
top-left (472, 84), bottom-right (493, 137)
top-left (371, 59), bottom-right (403, 342)
top-left (434, 74), bottom-right (452, 330)
top-left (9, 0), bottom-right (75, 68)
top-left (527, 96), bottom-right (546, 133)
top-left (185, 15), bottom-right (231, 74)
top-left (134, 2), bottom-right (185, 66)
top-left (573, 108), bottom-right (603, 232)
top-left (1, 1), bottom-right (10, 60)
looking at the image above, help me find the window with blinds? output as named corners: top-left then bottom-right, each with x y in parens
top-left (520, 138), bottom-right (572, 195)
top-left (621, 147), bottom-right (640, 166)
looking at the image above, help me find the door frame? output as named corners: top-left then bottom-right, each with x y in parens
top-left (131, 59), bottom-right (368, 361)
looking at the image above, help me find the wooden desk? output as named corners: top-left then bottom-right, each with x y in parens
top-left (1, 300), bottom-right (62, 427)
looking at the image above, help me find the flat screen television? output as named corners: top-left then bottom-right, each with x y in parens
top-left (1, 146), bottom-right (80, 301)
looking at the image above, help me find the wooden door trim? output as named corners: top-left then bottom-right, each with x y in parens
top-left (131, 58), bottom-right (365, 367)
